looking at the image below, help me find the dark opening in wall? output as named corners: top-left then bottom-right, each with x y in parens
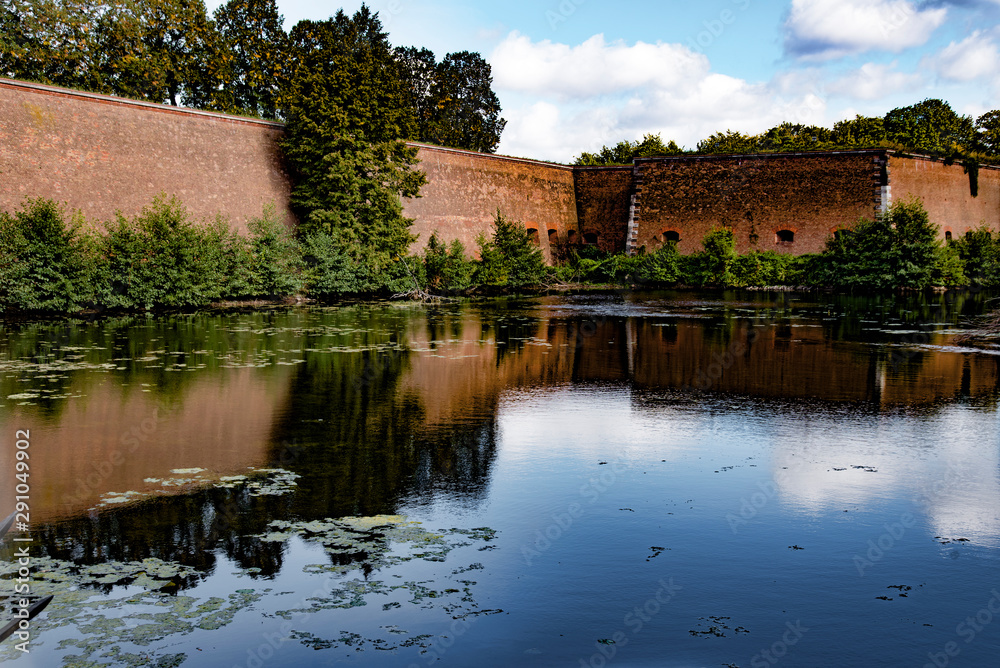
top-left (567, 230), bottom-right (578, 243)
top-left (664, 230), bottom-right (680, 243)
top-left (945, 230), bottom-right (953, 242)
top-left (548, 229), bottom-right (558, 243)
top-left (584, 232), bottom-right (598, 245)
top-left (527, 228), bottom-right (539, 245)
top-left (776, 229), bottom-right (795, 243)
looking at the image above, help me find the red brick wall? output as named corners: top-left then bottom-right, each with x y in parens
top-left (573, 166), bottom-right (633, 254)
top-left (403, 143), bottom-right (578, 261)
top-left (633, 152), bottom-right (886, 255)
top-left (0, 78), bottom-right (294, 233)
top-left (888, 155), bottom-right (1000, 239)
top-left (5, 78), bottom-right (998, 261)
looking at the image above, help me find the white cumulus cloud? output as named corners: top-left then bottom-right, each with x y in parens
top-left (491, 32), bottom-right (709, 100)
top-left (926, 31), bottom-right (1000, 81)
top-left (827, 62), bottom-right (926, 100)
top-left (490, 32), bottom-right (827, 162)
top-left (783, 0), bottom-right (947, 60)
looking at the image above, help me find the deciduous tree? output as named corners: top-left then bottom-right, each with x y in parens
top-left (213, 0), bottom-right (286, 118)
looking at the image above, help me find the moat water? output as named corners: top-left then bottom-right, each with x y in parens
top-left (1, 291), bottom-right (999, 667)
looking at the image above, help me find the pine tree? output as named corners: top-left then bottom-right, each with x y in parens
top-left (279, 6), bottom-right (425, 277)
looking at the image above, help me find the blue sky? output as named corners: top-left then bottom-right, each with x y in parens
top-left (204, 0), bottom-right (1000, 162)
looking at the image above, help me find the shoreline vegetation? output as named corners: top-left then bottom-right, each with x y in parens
top-left (2, 194), bottom-right (999, 322)
top-left (4, 5), bottom-right (1000, 328)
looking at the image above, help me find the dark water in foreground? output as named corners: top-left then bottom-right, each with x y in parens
top-left (1, 290), bottom-right (999, 668)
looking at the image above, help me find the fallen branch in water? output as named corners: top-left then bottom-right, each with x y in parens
top-left (390, 288), bottom-right (457, 303)
top-left (954, 306), bottom-right (1000, 345)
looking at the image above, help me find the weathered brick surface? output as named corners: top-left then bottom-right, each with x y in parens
top-left (888, 155), bottom-right (1000, 238)
top-left (3, 78), bottom-right (998, 261)
top-left (403, 143), bottom-right (578, 260)
top-left (633, 151), bottom-right (885, 255)
top-left (0, 78), bottom-right (294, 232)
top-left (573, 166), bottom-right (633, 253)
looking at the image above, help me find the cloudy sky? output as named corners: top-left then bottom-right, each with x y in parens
top-left (205, 0), bottom-right (1000, 163)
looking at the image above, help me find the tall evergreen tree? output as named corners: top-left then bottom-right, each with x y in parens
top-left (425, 51), bottom-right (505, 153)
top-left (395, 47), bottom-right (505, 153)
top-left (394, 45), bottom-right (437, 136)
top-left (279, 6), bottom-right (425, 274)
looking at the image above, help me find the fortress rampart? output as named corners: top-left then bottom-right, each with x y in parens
top-left (2, 77), bottom-right (997, 258)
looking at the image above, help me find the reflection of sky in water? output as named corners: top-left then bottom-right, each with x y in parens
top-left (1, 294), bottom-right (999, 667)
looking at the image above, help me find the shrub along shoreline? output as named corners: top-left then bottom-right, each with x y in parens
top-left (1, 195), bottom-right (998, 316)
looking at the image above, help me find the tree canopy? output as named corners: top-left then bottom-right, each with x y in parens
top-left (395, 46), bottom-right (506, 153)
top-left (578, 99), bottom-right (999, 166)
top-left (576, 134), bottom-right (684, 165)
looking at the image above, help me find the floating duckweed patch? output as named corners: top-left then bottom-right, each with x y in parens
top-left (0, 556), bottom-right (266, 667)
top-left (256, 516), bottom-right (500, 651)
top-left (94, 467), bottom-right (300, 509)
top-left (256, 516), bottom-right (494, 571)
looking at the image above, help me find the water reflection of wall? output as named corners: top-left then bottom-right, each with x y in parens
top-left (396, 311), bottom-right (1000, 435)
top-left (7, 303), bottom-right (999, 572)
top-left (0, 366), bottom-right (293, 522)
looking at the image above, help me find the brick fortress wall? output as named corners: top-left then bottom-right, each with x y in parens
top-left (0, 78), bottom-right (294, 233)
top-left (572, 166), bottom-right (633, 254)
top-left (2, 78), bottom-right (998, 260)
top-left (401, 143), bottom-right (578, 261)
top-left (888, 155), bottom-right (1000, 240)
top-left (632, 151), bottom-right (888, 255)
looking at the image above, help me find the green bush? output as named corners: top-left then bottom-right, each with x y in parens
top-left (0, 198), bottom-right (91, 312)
top-left (301, 230), bottom-right (422, 300)
top-left (92, 195), bottom-right (234, 309)
top-left (475, 210), bottom-right (547, 288)
top-left (950, 225), bottom-right (1000, 286)
top-left (816, 198), bottom-right (966, 289)
top-left (730, 250), bottom-right (805, 287)
top-left (423, 233), bottom-right (475, 292)
top-left (636, 242), bottom-right (683, 284)
top-left (687, 226), bottom-right (737, 286)
top-left (229, 204), bottom-right (303, 298)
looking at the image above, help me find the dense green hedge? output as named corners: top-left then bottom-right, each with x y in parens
top-left (0, 196), bottom-right (304, 313)
top-left (559, 198), bottom-right (990, 290)
top-left (1, 196), bottom-right (996, 315)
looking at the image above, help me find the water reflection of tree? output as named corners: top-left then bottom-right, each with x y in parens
top-left (34, 485), bottom-right (290, 580)
top-left (0, 310), bottom-right (309, 420)
top-left (268, 341), bottom-right (500, 519)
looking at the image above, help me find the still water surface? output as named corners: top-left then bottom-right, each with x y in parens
top-left (1, 291), bottom-right (999, 667)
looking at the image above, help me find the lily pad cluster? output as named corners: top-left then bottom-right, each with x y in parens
top-left (0, 556), bottom-right (264, 667)
top-left (94, 467), bottom-right (301, 508)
